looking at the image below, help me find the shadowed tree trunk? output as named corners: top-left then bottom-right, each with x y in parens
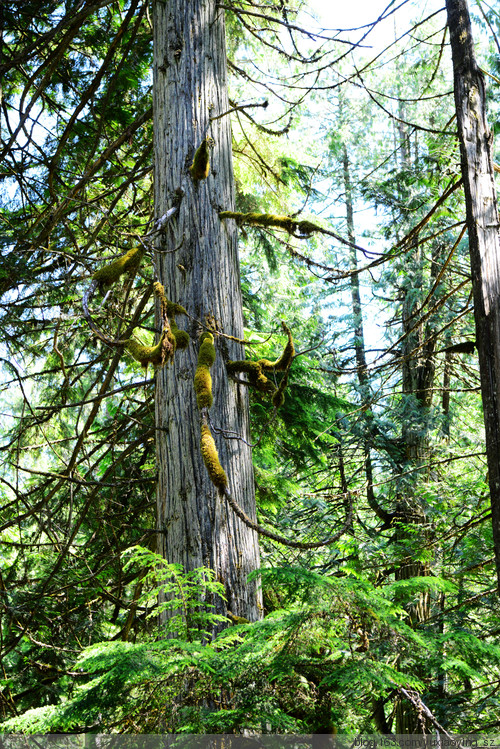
top-left (152, 0), bottom-right (262, 624)
top-left (446, 0), bottom-right (500, 591)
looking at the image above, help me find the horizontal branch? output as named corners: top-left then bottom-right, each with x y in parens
top-left (222, 484), bottom-right (354, 549)
top-left (219, 210), bottom-right (372, 255)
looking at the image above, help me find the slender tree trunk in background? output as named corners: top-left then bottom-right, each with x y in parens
top-left (441, 349), bottom-right (452, 439)
top-left (342, 145), bottom-right (394, 732)
top-left (393, 100), bottom-right (437, 733)
top-left (446, 0), bottom-right (500, 591)
top-left (342, 144), bottom-right (391, 528)
top-left (152, 0), bottom-right (262, 623)
top-left (394, 235), bottom-right (433, 734)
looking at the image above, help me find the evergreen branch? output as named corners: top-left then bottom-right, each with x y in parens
top-left (0, 0), bottom-right (114, 76)
top-left (30, 106), bottom-right (153, 246)
top-left (82, 204), bottom-right (179, 345)
top-left (230, 95), bottom-right (293, 135)
top-left (33, 379), bottom-right (154, 411)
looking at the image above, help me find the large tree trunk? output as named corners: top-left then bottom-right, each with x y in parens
top-left (152, 0), bottom-right (262, 624)
top-left (446, 0), bottom-right (500, 591)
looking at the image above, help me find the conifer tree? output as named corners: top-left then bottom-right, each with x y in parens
top-left (151, 0), bottom-right (262, 623)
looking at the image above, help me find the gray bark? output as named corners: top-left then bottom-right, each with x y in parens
top-left (152, 0), bottom-right (262, 623)
top-left (446, 0), bottom-right (500, 591)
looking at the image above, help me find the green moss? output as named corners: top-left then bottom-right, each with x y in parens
top-left (226, 360), bottom-right (257, 376)
top-left (259, 323), bottom-right (294, 371)
top-left (200, 423), bottom-right (228, 489)
top-left (93, 247), bottom-right (144, 287)
top-left (171, 322), bottom-right (190, 350)
top-left (297, 220), bottom-right (317, 236)
top-left (219, 211), bottom-right (295, 233)
top-left (227, 360), bottom-right (276, 395)
top-left (189, 139), bottom-right (210, 180)
top-left (125, 334), bottom-right (166, 369)
top-left (153, 281), bottom-right (166, 306)
top-left (227, 324), bottom-right (293, 407)
top-left (154, 282), bottom-right (188, 317)
top-left (194, 365), bottom-right (213, 409)
top-left (153, 282), bottom-right (190, 351)
top-left (198, 333), bottom-right (216, 367)
top-left (194, 333), bottom-right (216, 409)
top-left (219, 212), bottom-right (322, 237)
top-left (167, 300), bottom-right (188, 317)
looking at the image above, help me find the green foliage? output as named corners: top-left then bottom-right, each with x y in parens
top-left (122, 547), bottom-right (229, 640)
top-left (2, 0), bottom-right (500, 736)
top-left (6, 565), bottom-right (500, 734)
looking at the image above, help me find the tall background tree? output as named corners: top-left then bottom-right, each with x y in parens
top-left (446, 0), bottom-right (500, 591)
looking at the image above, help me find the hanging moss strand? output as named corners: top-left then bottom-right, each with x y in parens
top-left (153, 281), bottom-right (190, 352)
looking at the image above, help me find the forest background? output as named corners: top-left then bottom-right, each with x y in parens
top-left (1, 0), bottom-right (500, 736)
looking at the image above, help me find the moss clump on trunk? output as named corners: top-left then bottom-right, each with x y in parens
top-left (194, 366), bottom-right (213, 409)
top-left (170, 320), bottom-right (190, 350)
top-left (194, 332), bottom-right (216, 409)
top-left (189, 139), bottom-right (210, 180)
top-left (200, 423), bottom-right (228, 488)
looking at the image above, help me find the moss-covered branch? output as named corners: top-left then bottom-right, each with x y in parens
top-left (82, 203), bottom-right (181, 348)
top-left (258, 322), bottom-right (294, 370)
top-left (92, 247), bottom-right (144, 288)
top-left (219, 211), bottom-right (316, 236)
top-left (153, 281), bottom-right (190, 350)
top-left (226, 360), bottom-right (276, 395)
top-left (123, 284), bottom-right (190, 371)
top-left (191, 328), bottom-right (352, 547)
top-left (227, 322), bottom-right (294, 408)
top-left (124, 334), bottom-right (171, 370)
top-left (219, 210), bottom-right (371, 254)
